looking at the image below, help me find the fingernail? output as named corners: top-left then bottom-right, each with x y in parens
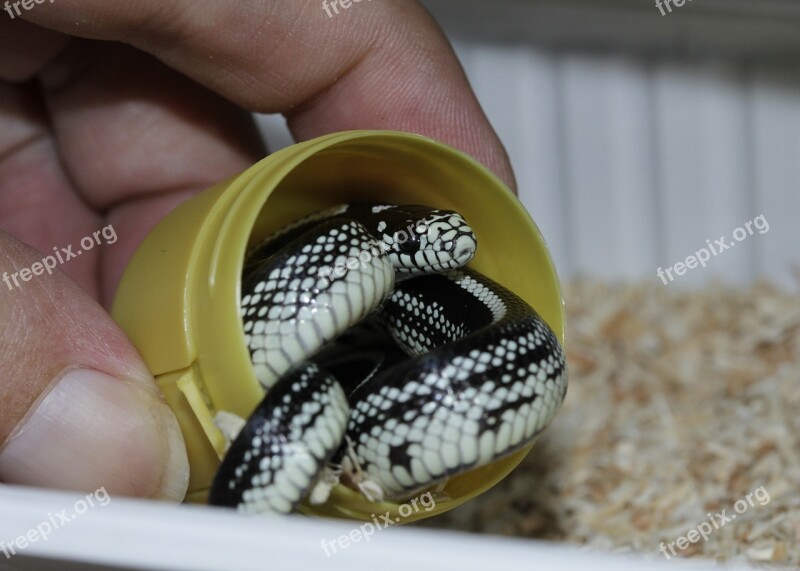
top-left (0, 368), bottom-right (189, 502)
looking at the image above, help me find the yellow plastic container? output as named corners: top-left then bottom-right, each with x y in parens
top-left (111, 130), bottom-right (565, 523)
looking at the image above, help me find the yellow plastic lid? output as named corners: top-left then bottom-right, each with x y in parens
top-left (111, 130), bottom-right (565, 523)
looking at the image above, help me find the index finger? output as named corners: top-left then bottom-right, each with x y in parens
top-left (21, 0), bottom-right (515, 188)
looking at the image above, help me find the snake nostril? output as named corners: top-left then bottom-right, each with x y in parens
top-left (454, 242), bottom-right (476, 262)
top-left (453, 236), bottom-right (478, 259)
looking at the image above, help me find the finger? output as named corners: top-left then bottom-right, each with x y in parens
top-left (0, 81), bottom-right (102, 296)
top-left (23, 0), bottom-right (516, 188)
top-left (0, 16), bottom-right (69, 81)
top-left (0, 232), bottom-right (189, 500)
top-left (36, 41), bottom-right (266, 302)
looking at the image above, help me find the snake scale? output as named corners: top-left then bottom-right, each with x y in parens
top-left (208, 203), bottom-right (567, 514)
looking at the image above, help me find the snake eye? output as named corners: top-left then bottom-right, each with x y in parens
top-left (397, 239), bottom-right (418, 255)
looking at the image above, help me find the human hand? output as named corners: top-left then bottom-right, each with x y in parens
top-left (0, 0), bottom-right (514, 501)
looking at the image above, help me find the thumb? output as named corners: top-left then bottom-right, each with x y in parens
top-left (0, 232), bottom-right (189, 501)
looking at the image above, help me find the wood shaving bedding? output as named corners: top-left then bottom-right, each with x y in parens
top-left (422, 279), bottom-right (800, 566)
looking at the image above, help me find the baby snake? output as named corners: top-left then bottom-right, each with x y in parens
top-left (208, 204), bottom-right (567, 514)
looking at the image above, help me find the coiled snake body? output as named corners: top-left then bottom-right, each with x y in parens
top-left (209, 204), bottom-right (567, 514)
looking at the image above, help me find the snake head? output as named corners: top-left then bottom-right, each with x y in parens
top-left (365, 204), bottom-right (478, 277)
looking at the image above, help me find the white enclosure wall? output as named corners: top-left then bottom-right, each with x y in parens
top-left (453, 44), bottom-right (799, 288)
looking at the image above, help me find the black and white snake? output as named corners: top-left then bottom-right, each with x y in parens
top-left (208, 204), bottom-right (567, 514)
